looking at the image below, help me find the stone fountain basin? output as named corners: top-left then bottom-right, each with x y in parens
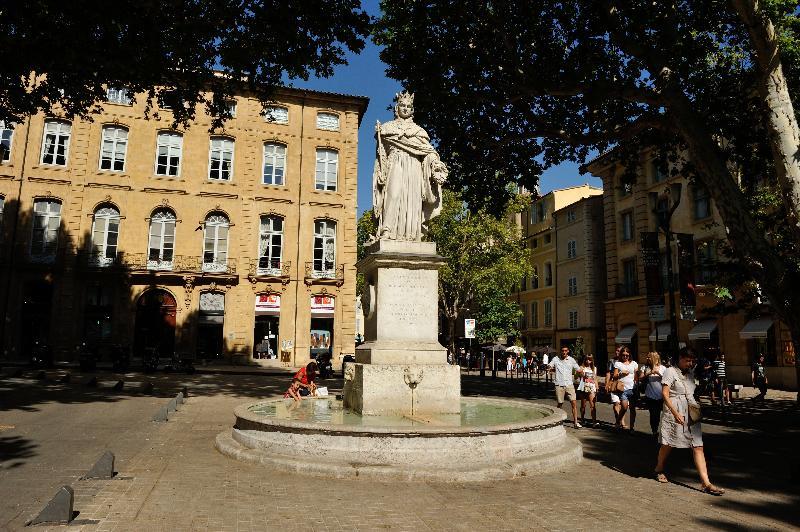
top-left (215, 397), bottom-right (582, 482)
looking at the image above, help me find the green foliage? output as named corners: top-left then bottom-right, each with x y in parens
top-left (426, 189), bottom-right (530, 348)
top-left (0, 1), bottom-right (370, 128)
top-left (356, 209), bottom-right (377, 297)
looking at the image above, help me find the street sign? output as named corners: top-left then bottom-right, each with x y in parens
top-left (464, 319), bottom-right (476, 339)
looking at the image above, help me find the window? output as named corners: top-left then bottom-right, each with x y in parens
top-left (568, 309), bottom-right (578, 330)
top-left (41, 120), bottom-right (71, 166)
top-left (693, 186), bottom-right (710, 220)
top-left (520, 274), bottom-right (527, 292)
top-left (566, 210), bottom-right (576, 222)
top-left (147, 209), bottom-right (176, 269)
top-left (263, 143), bottom-right (286, 186)
top-left (530, 204), bottom-right (539, 224)
top-left (158, 90), bottom-right (180, 110)
top-left (652, 159), bottom-right (667, 183)
top-left (621, 211), bottom-right (634, 241)
top-left (106, 88), bottom-right (131, 105)
top-left (567, 239), bottom-right (577, 259)
top-left (224, 100), bottom-right (237, 117)
top-left (544, 232), bottom-right (551, 244)
top-left (539, 202), bottom-right (547, 222)
top-left (203, 213), bottom-right (229, 272)
top-left (544, 262), bottom-right (553, 286)
top-left (258, 215), bottom-right (283, 274)
top-left (155, 132), bottom-right (182, 176)
top-left (31, 199), bottom-right (61, 259)
top-left (313, 219), bottom-right (336, 275)
top-left (532, 265), bottom-right (539, 289)
top-left (544, 299), bottom-right (553, 327)
top-left (532, 238), bottom-right (538, 249)
top-left (316, 112), bottom-right (340, 131)
top-left (315, 148), bottom-right (338, 191)
top-left (568, 276), bottom-right (578, 296)
top-left (531, 301), bottom-right (539, 328)
top-left (99, 126), bottom-right (128, 171)
top-left (621, 258), bottom-right (638, 296)
top-left (90, 206), bottom-right (120, 266)
top-left (654, 197), bottom-right (669, 229)
top-left (264, 106), bottom-right (289, 124)
top-left (697, 240), bottom-right (716, 285)
top-left (0, 121), bottom-right (13, 162)
top-left (208, 137), bottom-right (234, 181)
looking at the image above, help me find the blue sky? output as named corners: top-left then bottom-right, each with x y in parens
top-left (294, 0), bottom-right (601, 216)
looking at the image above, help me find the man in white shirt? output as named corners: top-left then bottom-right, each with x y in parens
top-left (548, 346), bottom-right (583, 428)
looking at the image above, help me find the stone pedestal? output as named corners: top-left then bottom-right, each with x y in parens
top-left (345, 239), bottom-right (460, 416)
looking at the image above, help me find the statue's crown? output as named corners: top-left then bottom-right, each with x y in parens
top-left (396, 91), bottom-right (414, 106)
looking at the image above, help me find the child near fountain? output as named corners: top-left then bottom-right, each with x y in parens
top-left (284, 378), bottom-right (303, 402)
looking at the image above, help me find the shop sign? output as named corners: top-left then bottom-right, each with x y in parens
top-left (255, 294), bottom-right (280, 311)
top-left (310, 295), bottom-right (335, 313)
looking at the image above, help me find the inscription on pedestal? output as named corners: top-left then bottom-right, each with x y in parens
top-left (383, 270), bottom-right (435, 329)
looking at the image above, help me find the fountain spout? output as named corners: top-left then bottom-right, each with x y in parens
top-left (403, 367), bottom-right (424, 415)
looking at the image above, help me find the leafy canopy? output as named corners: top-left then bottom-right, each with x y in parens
top-left (0, 1), bottom-right (371, 127)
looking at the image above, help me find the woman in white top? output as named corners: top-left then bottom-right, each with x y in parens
top-left (612, 347), bottom-right (639, 431)
top-left (578, 354), bottom-right (598, 426)
top-left (640, 352), bottom-right (666, 435)
top-left (655, 348), bottom-right (724, 495)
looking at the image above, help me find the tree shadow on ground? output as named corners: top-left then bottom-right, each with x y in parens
top-left (0, 434), bottom-right (37, 468)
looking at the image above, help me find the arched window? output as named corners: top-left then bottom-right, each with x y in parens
top-left (91, 205), bottom-right (120, 266)
top-left (203, 213), bottom-right (229, 271)
top-left (262, 143), bottom-right (286, 186)
top-left (544, 261), bottom-right (553, 286)
top-left (264, 106), bottom-right (288, 124)
top-left (31, 199), bottom-right (62, 260)
top-left (99, 126), bottom-right (128, 171)
top-left (258, 215), bottom-right (283, 273)
top-left (315, 148), bottom-right (338, 191)
top-left (41, 120), bottom-right (71, 166)
top-left (147, 208), bottom-right (176, 270)
top-left (208, 137), bottom-right (234, 181)
top-left (532, 265), bottom-right (539, 289)
top-left (313, 219), bottom-right (336, 276)
top-left (316, 112), bottom-right (340, 131)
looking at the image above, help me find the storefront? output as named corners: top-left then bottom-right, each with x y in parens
top-left (688, 319), bottom-right (719, 358)
top-left (310, 295), bottom-right (335, 360)
top-left (197, 292), bottom-right (225, 359)
top-left (133, 289), bottom-right (176, 358)
top-left (254, 293), bottom-right (280, 359)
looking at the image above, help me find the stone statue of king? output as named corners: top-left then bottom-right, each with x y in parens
top-left (372, 91), bottom-right (448, 241)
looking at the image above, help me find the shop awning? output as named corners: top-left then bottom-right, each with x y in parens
top-left (739, 318), bottom-right (773, 340)
top-left (615, 325), bottom-right (637, 344)
top-left (649, 323), bottom-right (672, 342)
top-left (688, 320), bottom-right (718, 341)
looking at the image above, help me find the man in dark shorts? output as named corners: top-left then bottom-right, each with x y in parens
top-left (751, 353), bottom-right (768, 402)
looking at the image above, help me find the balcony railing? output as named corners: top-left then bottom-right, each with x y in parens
top-left (304, 262), bottom-right (344, 285)
top-left (248, 258), bottom-right (291, 278)
top-left (77, 250), bottom-right (124, 269)
top-left (123, 254), bottom-right (237, 275)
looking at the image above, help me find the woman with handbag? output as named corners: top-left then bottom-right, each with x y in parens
top-left (654, 347), bottom-right (725, 495)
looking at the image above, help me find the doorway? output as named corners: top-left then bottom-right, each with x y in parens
top-left (133, 289), bottom-right (176, 358)
top-left (254, 316), bottom-right (279, 359)
top-left (197, 292), bottom-right (225, 360)
top-left (21, 281), bottom-right (53, 355)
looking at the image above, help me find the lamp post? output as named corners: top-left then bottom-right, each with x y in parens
top-left (649, 183), bottom-right (683, 363)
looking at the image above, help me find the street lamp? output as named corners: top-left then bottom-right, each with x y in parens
top-left (649, 183), bottom-right (682, 363)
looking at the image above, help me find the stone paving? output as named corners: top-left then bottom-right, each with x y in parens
top-left (1, 369), bottom-right (798, 531)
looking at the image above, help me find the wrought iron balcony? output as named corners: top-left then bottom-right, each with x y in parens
top-left (304, 262), bottom-right (344, 286)
top-left (76, 250), bottom-right (124, 269)
top-left (248, 258), bottom-right (291, 279)
top-left (123, 253), bottom-right (236, 276)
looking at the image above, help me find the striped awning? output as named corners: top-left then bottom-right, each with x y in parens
top-left (615, 325), bottom-right (637, 344)
top-left (688, 320), bottom-right (718, 341)
top-left (739, 318), bottom-right (773, 340)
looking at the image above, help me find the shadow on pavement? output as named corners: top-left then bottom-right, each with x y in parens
top-left (0, 434), bottom-right (37, 468)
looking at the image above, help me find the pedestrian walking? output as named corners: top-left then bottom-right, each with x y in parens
top-left (577, 354), bottom-right (598, 426)
top-left (654, 347), bottom-right (725, 495)
top-left (542, 351), bottom-right (550, 384)
top-left (641, 352), bottom-right (666, 436)
top-left (606, 345), bottom-right (621, 420)
top-left (548, 346), bottom-right (583, 428)
top-left (506, 354), bottom-right (514, 378)
top-left (612, 347), bottom-right (638, 431)
top-left (712, 352), bottom-right (730, 406)
top-left (751, 353), bottom-right (768, 402)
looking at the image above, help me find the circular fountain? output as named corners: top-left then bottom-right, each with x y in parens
top-left (215, 92), bottom-right (581, 481)
top-left (215, 396), bottom-right (581, 482)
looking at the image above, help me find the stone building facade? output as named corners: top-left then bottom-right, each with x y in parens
top-left (0, 86), bottom-right (368, 369)
top-left (514, 185), bottom-right (603, 357)
top-left (553, 193), bottom-right (607, 366)
top-left (586, 151), bottom-right (796, 389)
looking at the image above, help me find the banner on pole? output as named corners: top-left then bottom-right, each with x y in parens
top-left (641, 232), bottom-right (665, 321)
top-left (677, 233), bottom-right (696, 321)
top-left (464, 319), bottom-right (476, 339)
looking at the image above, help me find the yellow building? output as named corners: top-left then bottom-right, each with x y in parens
top-left (586, 150), bottom-right (796, 389)
top-left (0, 86), bottom-right (368, 369)
top-left (515, 185), bottom-right (603, 355)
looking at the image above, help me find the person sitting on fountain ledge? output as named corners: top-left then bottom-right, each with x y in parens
top-left (294, 361), bottom-right (318, 397)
